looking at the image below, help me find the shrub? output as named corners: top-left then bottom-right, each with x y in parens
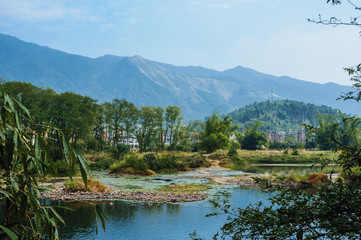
top-left (143, 153), bottom-right (159, 171)
top-left (228, 148), bottom-right (238, 157)
top-left (292, 148), bottom-right (299, 155)
top-left (158, 154), bottom-right (178, 170)
top-left (109, 154), bottom-right (153, 175)
top-left (90, 157), bottom-right (117, 170)
top-left (112, 143), bottom-right (130, 159)
top-left (208, 152), bottom-right (228, 160)
top-left (186, 155), bottom-right (211, 168)
top-left (54, 160), bottom-right (74, 175)
top-left (307, 173), bottom-right (330, 185)
top-left (64, 179), bottom-right (109, 192)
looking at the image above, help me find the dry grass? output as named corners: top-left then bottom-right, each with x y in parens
top-left (64, 179), bottom-right (111, 193)
top-left (157, 183), bottom-right (210, 193)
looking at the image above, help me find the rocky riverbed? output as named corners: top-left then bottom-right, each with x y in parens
top-left (41, 188), bottom-right (208, 202)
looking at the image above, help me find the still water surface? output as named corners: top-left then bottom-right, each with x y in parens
top-left (55, 187), bottom-right (274, 240)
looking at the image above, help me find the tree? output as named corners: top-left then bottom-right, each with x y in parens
top-left (91, 104), bottom-right (107, 151)
top-left (200, 114), bottom-right (236, 153)
top-left (308, 0), bottom-right (361, 27)
top-left (238, 120), bottom-right (267, 150)
top-left (104, 99), bottom-right (128, 145)
top-left (154, 106), bottom-right (164, 150)
top-left (164, 106), bottom-right (182, 150)
top-left (0, 92), bottom-right (105, 239)
top-left (121, 101), bottom-right (139, 148)
top-left (135, 106), bottom-right (158, 152)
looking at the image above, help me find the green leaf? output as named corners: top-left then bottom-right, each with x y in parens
top-left (12, 97), bottom-right (31, 119)
top-left (4, 94), bottom-right (15, 112)
top-left (49, 207), bottom-right (65, 225)
top-left (96, 204), bottom-right (107, 232)
top-left (0, 225), bottom-right (18, 240)
top-left (77, 154), bottom-right (90, 189)
top-left (35, 135), bottom-right (41, 160)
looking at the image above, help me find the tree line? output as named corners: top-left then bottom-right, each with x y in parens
top-left (2, 81), bottom-right (358, 155)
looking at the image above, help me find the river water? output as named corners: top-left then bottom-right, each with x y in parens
top-left (53, 171), bottom-right (275, 240)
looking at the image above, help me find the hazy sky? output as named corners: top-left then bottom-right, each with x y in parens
top-left (0, 0), bottom-right (360, 85)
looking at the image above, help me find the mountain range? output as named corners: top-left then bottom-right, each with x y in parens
top-left (0, 33), bottom-right (358, 120)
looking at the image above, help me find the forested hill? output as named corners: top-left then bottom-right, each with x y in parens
top-left (228, 100), bottom-right (342, 131)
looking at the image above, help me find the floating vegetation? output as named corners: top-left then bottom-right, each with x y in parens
top-left (157, 183), bottom-right (211, 194)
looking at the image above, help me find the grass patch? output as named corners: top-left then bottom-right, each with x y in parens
top-left (64, 179), bottom-right (110, 192)
top-left (157, 183), bottom-right (211, 194)
top-left (230, 150), bottom-right (338, 167)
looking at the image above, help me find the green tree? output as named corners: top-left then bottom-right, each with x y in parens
top-left (48, 92), bottom-right (98, 145)
top-left (308, 113), bottom-right (361, 150)
top-left (0, 81), bottom-right (56, 123)
top-left (154, 106), bottom-right (164, 150)
top-left (121, 101), bottom-right (139, 147)
top-left (238, 120), bottom-right (267, 150)
top-left (104, 99), bottom-right (127, 145)
top-left (200, 114), bottom-right (236, 153)
top-left (135, 106), bottom-right (158, 152)
top-left (164, 106), bottom-right (182, 150)
top-left (0, 92), bottom-right (105, 239)
top-left (104, 99), bottom-right (139, 148)
top-left (91, 104), bottom-right (107, 151)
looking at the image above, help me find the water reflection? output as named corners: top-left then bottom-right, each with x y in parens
top-left (57, 188), bottom-right (274, 240)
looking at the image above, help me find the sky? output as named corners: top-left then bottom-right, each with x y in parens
top-left (0, 0), bottom-right (360, 86)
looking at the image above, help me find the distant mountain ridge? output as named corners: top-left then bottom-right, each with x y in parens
top-left (0, 33), bottom-right (358, 119)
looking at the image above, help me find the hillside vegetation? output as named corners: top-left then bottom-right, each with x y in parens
top-left (229, 100), bottom-right (341, 131)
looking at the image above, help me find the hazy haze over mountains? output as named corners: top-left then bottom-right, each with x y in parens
top-left (0, 33), bottom-right (358, 120)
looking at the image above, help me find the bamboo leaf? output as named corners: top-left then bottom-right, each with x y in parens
top-left (0, 225), bottom-right (18, 240)
top-left (49, 207), bottom-right (65, 225)
top-left (4, 94), bottom-right (15, 112)
top-left (96, 204), bottom-right (107, 232)
top-left (77, 154), bottom-right (89, 189)
top-left (12, 97), bottom-right (31, 118)
top-left (35, 135), bottom-right (41, 160)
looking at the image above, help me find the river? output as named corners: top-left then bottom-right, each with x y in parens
top-left (51, 170), bottom-right (275, 240)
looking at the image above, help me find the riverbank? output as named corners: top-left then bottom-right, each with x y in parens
top-left (40, 158), bottom-right (337, 202)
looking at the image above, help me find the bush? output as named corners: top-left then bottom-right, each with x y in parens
top-left (112, 143), bottom-right (130, 159)
top-left (292, 148), bottom-right (299, 155)
top-left (54, 160), bottom-right (74, 176)
top-left (143, 153), bottom-right (159, 171)
top-left (64, 179), bottom-right (109, 192)
top-left (307, 173), bottom-right (330, 185)
top-left (158, 154), bottom-right (177, 170)
top-left (208, 152), bottom-right (228, 160)
top-left (186, 155), bottom-right (211, 168)
top-left (90, 157), bottom-right (117, 170)
top-left (109, 160), bottom-right (127, 174)
top-left (228, 148), bottom-right (238, 157)
top-left (109, 154), bottom-right (153, 175)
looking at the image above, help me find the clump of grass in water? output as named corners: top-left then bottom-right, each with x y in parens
top-left (64, 179), bottom-right (111, 192)
top-left (157, 183), bottom-right (210, 194)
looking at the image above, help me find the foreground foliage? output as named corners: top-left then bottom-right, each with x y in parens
top-left (198, 183), bottom-right (361, 240)
top-left (0, 92), bottom-right (105, 239)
